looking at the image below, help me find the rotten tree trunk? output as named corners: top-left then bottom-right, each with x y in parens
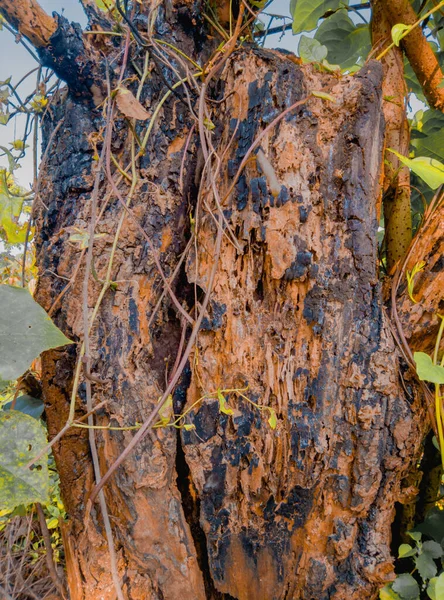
top-left (30, 7), bottom-right (429, 600)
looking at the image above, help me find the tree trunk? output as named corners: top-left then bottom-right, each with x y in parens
top-left (30, 4), bottom-right (432, 599)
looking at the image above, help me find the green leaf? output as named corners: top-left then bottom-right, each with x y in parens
top-left (158, 395), bottom-right (173, 426)
top-left (290, 0), bottom-right (341, 34)
top-left (0, 285), bottom-right (73, 381)
top-left (414, 352), bottom-right (444, 385)
top-left (428, 577), bottom-right (437, 600)
top-left (407, 531), bottom-right (422, 542)
top-left (380, 584), bottom-right (401, 600)
top-left (435, 572), bottom-right (444, 600)
top-left (387, 149), bottom-right (444, 190)
top-left (4, 395), bottom-right (44, 420)
top-left (398, 543), bottom-right (416, 558)
top-left (217, 390), bottom-right (234, 416)
top-left (268, 408), bottom-right (277, 429)
top-left (311, 90), bottom-right (336, 102)
top-left (315, 10), bottom-right (371, 69)
top-left (392, 23), bottom-right (410, 46)
top-left (411, 110), bottom-right (444, 163)
top-left (183, 423), bottom-right (195, 431)
top-left (423, 541), bottom-right (444, 559)
top-left (46, 517), bottom-right (59, 529)
top-left (416, 551), bottom-right (438, 581)
top-left (0, 411), bottom-right (49, 511)
top-left (392, 573), bottom-right (420, 600)
top-left (298, 36), bottom-right (328, 63)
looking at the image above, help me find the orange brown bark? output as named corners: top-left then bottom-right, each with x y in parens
top-left (384, 0), bottom-right (444, 111)
top-left (0, 0), bottom-right (57, 47)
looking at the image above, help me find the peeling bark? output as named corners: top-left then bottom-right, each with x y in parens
top-left (28, 4), bottom-right (432, 599)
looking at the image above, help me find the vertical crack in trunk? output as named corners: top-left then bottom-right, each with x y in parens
top-left (175, 430), bottom-right (236, 600)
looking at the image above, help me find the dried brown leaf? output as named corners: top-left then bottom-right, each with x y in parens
top-left (115, 87), bottom-right (150, 120)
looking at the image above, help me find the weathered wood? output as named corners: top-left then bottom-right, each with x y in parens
top-left (32, 5), bottom-right (430, 599)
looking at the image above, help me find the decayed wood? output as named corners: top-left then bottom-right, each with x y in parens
top-left (30, 3), bottom-right (433, 599)
top-left (182, 55), bottom-right (426, 599)
top-left (0, 0), bottom-right (57, 47)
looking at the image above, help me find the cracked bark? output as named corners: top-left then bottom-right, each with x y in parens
top-left (14, 1), bottom-right (440, 598)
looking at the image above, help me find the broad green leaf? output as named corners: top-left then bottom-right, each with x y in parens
top-left (290, 0), bottom-right (341, 34)
top-left (416, 551), bottom-right (438, 581)
top-left (414, 352), bottom-right (444, 385)
top-left (3, 395), bottom-right (44, 420)
top-left (398, 543), bottom-right (416, 558)
top-left (268, 408), bottom-right (277, 429)
top-left (387, 149), bottom-right (444, 190)
top-left (380, 584), bottom-right (401, 599)
top-left (311, 90), bottom-right (336, 102)
top-left (436, 572), bottom-right (444, 600)
top-left (315, 10), bottom-right (371, 69)
top-left (0, 285), bottom-right (73, 381)
top-left (298, 36), bottom-right (328, 63)
top-left (0, 411), bottom-right (49, 510)
top-left (411, 110), bottom-right (444, 163)
top-left (423, 541), bottom-right (444, 559)
top-left (392, 573), bottom-right (420, 600)
top-left (392, 23), bottom-right (410, 46)
top-left (217, 390), bottom-right (234, 415)
top-left (407, 530), bottom-right (422, 542)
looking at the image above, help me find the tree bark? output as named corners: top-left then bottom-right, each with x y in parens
top-left (20, 2), bottom-right (433, 599)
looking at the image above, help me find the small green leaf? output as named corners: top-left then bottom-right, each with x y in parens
top-left (183, 423), bottom-right (195, 431)
top-left (380, 584), bottom-right (401, 599)
top-left (416, 551), bottom-right (438, 581)
top-left (0, 411), bottom-right (49, 511)
top-left (391, 23), bottom-right (411, 46)
top-left (387, 149), bottom-right (444, 190)
top-left (158, 395), bottom-right (173, 426)
top-left (0, 285), bottom-right (73, 381)
top-left (398, 543), bottom-right (416, 558)
top-left (217, 390), bottom-right (234, 415)
top-left (311, 90), bottom-right (336, 102)
top-left (203, 117), bottom-right (215, 131)
top-left (435, 572), bottom-right (444, 600)
top-left (268, 408), bottom-right (277, 429)
top-left (298, 36), bottom-right (328, 63)
top-left (407, 530), bottom-right (422, 542)
top-left (414, 352), bottom-right (444, 385)
top-left (392, 573), bottom-right (420, 600)
top-left (46, 517), bottom-right (59, 529)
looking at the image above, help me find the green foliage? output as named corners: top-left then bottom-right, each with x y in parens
top-left (414, 352), bottom-right (444, 385)
top-left (290, 0), bottom-right (341, 34)
top-left (314, 9), bottom-right (370, 69)
top-left (3, 395), bottom-right (44, 420)
top-left (381, 529), bottom-right (444, 600)
top-left (298, 35), bottom-right (328, 63)
top-left (387, 149), bottom-right (444, 190)
top-left (0, 411), bottom-right (49, 511)
top-left (0, 285), bottom-right (72, 382)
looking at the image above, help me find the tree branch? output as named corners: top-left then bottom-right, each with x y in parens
top-left (0, 0), bottom-right (57, 48)
top-left (384, 0), bottom-right (444, 111)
